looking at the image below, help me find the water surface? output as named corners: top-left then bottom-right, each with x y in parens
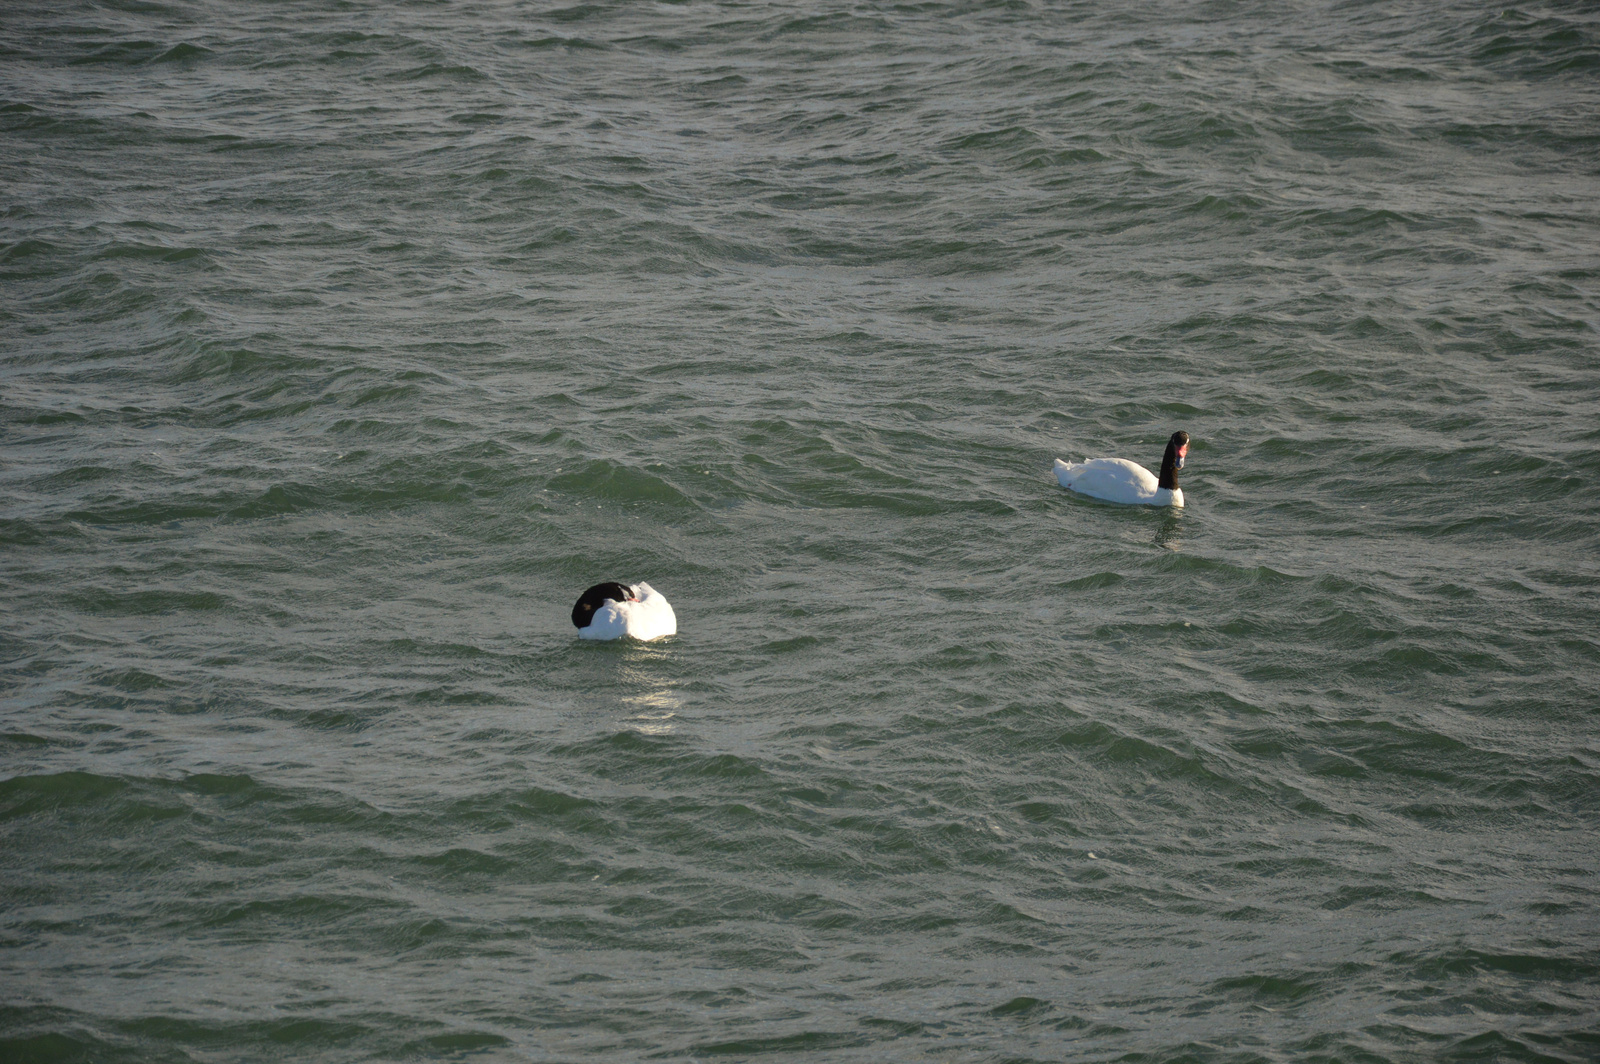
top-left (3, 1), bottom-right (1599, 1061)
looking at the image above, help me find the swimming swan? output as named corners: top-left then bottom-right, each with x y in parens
top-left (571, 581), bottom-right (677, 641)
top-left (1054, 431), bottom-right (1190, 507)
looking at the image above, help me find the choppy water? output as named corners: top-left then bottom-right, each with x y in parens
top-left (4, 1), bottom-right (1599, 1061)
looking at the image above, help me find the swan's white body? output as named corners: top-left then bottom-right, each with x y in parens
top-left (577, 581), bottom-right (677, 641)
top-left (1054, 457), bottom-right (1183, 508)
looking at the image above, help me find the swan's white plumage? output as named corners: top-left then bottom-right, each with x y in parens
top-left (1054, 457), bottom-right (1183, 508)
top-left (578, 581), bottom-right (677, 641)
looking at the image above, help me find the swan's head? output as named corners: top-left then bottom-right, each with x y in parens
top-left (572, 581), bottom-right (636, 629)
top-left (1169, 430), bottom-right (1190, 470)
top-left (1160, 431), bottom-right (1190, 490)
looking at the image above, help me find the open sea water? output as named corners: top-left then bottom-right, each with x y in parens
top-left (3, 1), bottom-right (1599, 1061)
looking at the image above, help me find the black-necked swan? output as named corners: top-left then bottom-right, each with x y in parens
top-left (1054, 431), bottom-right (1190, 507)
top-left (571, 581), bottom-right (677, 641)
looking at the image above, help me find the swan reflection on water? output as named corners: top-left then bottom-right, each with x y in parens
top-left (621, 684), bottom-right (682, 736)
top-left (1155, 512), bottom-right (1184, 552)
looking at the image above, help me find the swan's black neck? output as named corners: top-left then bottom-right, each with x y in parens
top-left (572, 582), bottom-right (633, 629)
top-left (1158, 431), bottom-right (1189, 491)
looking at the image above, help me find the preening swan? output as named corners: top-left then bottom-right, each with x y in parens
top-left (1054, 431), bottom-right (1190, 508)
top-left (571, 581), bottom-right (677, 641)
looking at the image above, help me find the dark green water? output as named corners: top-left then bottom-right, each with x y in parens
top-left (3, 1), bottom-right (1598, 1061)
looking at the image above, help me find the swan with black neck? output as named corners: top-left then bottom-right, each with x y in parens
top-left (1053, 431), bottom-right (1190, 507)
top-left (571, 581), bottom-right (677, 641)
